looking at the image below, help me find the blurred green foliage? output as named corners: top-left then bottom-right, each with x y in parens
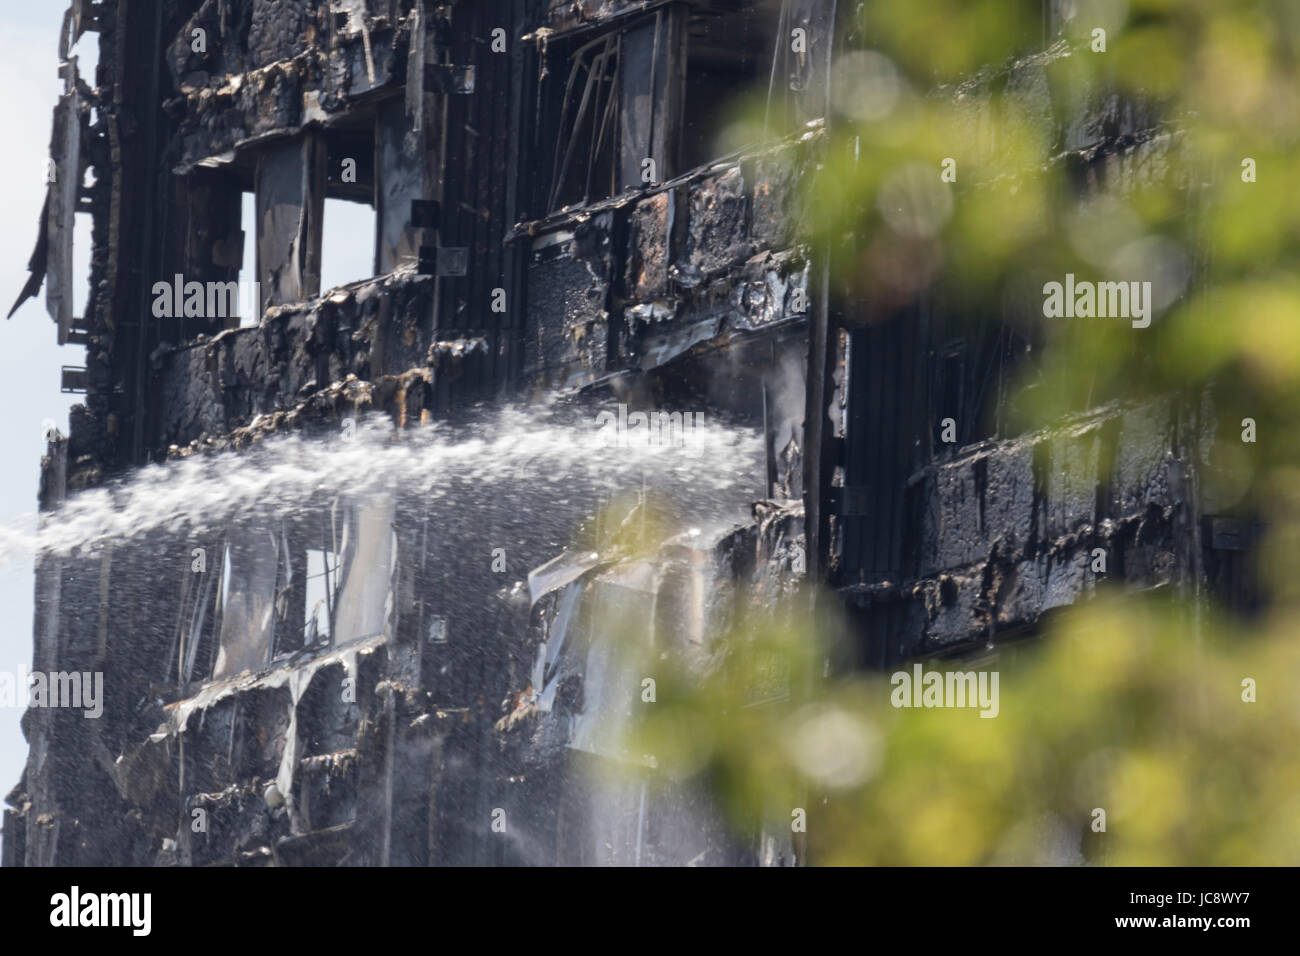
top-left (605, 0), bottom-right (1300, 864)
top-left (622, 596), bottom-right (1300, 864)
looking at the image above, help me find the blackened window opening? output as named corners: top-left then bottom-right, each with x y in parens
top-left (548, 33), bottom-right (620, 213)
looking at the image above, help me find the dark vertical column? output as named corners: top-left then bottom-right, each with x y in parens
top-left (376, 99), bottom-right (433, 274)
top-left (171, 173), bottom-right (246, 336)
top-left (254, 134), bottom-right (325, 313)
top-left (618, 6), bottom-right (684, 190)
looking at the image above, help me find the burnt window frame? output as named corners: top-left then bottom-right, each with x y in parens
top-left (171, 493), bottom-right (398, 690)
top-left (522, 3), bottom-right (789, 222)
top-left (546, 30), bottom-right (623, 213)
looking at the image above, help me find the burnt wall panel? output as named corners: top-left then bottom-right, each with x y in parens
top-left (524, 222), bottom-right (612, 388)
top-left (684, 166), bottom-right (753, 280)
top-left (249, 0), bottom-right (310, 70)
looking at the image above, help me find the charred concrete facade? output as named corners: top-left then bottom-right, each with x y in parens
top-left (3, 0), bottom-right (1256, 866)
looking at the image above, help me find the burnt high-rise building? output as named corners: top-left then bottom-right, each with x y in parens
top-left (2, 1), bottom-right (1257, 866)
